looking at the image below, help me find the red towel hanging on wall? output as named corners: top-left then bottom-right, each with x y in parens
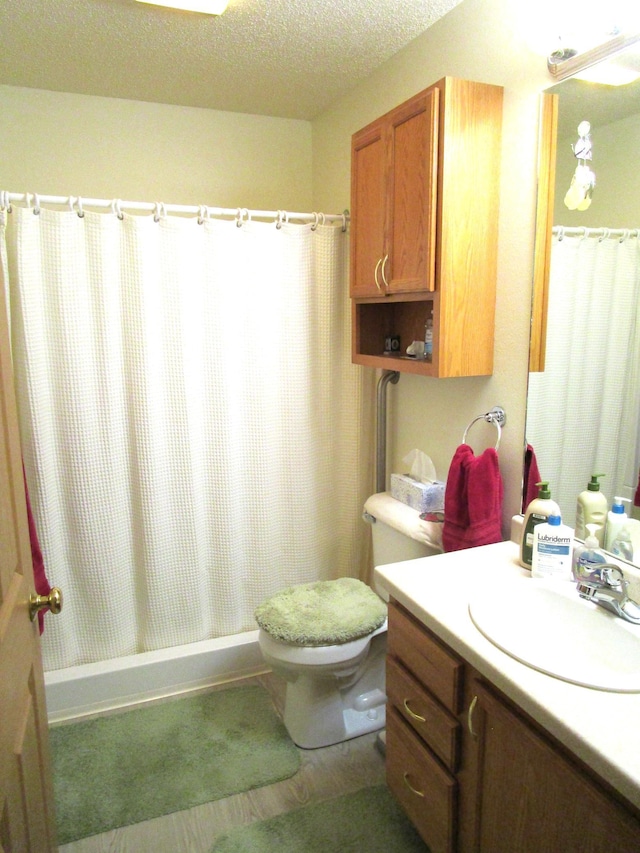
top-left (23, 468), bottom-right (51, 634)
top-left (442, 445), bottom-right (504, 552)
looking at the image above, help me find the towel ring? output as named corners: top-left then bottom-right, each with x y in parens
top-left (463, 407), bottom-right (506, 450)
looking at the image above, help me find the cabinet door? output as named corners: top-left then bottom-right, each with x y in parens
top-left (386, 87), bottom-right (439, 295)
top-left (474, 681), bottom-right (640, 853)
top-left (350, 119), bottom-right (387, 297)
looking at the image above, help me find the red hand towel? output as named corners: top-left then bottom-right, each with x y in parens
top-left (522, 443), bottom-right (541, 513)
top-left (23, 469), bottom-right (51, 634)
top-left (442, 445), bottom-right (504, 552)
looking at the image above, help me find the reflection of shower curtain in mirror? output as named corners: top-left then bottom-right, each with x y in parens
top-left (1, 206), bottom-right (372, 671)
top-left (526, 231), bottom-right (640, 527)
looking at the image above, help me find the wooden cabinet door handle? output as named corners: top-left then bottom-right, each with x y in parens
top-left (403, 772), bottom-right (425, 798)
top-left (468, 695), bottom-right (479, 739)
top-left (374, 257), bottom-right (383, 291)
top-left (381, 253), bottom-right (389, 288)
top-left (403, 698), bottom-right (426, 723)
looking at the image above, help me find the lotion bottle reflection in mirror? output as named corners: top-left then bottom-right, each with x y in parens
top-left (605, 497), bottom-right (632, 552)
top-left (575, 474), bottom-right (607, 545)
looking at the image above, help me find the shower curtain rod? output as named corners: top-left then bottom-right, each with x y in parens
top-left (552, 225), bottom-right (639, 240)
top-left (1, 191), bottom-right (349, 228)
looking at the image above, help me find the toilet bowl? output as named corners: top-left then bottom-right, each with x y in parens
top-left (258, 620), bottom-right (388, 749)
top-left (255, 492), bottom-right (443, 749)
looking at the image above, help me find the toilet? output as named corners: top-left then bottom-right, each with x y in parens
top-left (255, 493), bottom-right (443, 749)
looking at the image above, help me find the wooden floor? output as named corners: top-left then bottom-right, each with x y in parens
top-left (57, 672), bottom-right (388, 852)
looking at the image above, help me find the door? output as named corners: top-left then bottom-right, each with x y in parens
top-left (0, 263), bottom-right (57, 850)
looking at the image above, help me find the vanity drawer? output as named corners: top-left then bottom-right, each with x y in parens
top-left (386, 707), bottom-right (457, 853)
top-left (387, 655), bottom-right (460, 772)
top-left (388, 601), bottom-right (463, 714)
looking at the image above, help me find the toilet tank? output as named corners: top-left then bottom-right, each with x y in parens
top-left (364, 492), bottom-right (443, 568)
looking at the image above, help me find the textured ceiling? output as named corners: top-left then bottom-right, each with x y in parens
top-left (0, 0), bottom-right (462, 120)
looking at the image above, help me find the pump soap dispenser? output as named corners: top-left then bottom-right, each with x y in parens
top-left (575, 474), bottom-right (607, 545)
top-left (519, 481), bottom-right (560, 569)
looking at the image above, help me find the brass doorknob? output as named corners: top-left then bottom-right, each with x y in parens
top-left (29, 587), bottom-right (63, 621)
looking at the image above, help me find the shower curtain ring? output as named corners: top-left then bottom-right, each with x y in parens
top-left (598, 228), bottom-right (610, 242)
top-left (75, 197), bottom-right (85, 218)
top-left (111, 199), bottom-right (124, 220)
top-left (32, 193), bottom-right (41, 215)
top-left (198, 204), bottom-right (210, 225)
top-left (0, 191), bottom-right (12, 212)
top-left (311, 212), bottom-right (319, 231)
top-left (236, 207), bottom-right (250, 227)
top-left (153, 202), bottom-right (166, 223)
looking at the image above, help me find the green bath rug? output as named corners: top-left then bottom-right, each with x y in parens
top-left (50, 685), bottom-right (300, 844)
top-left (209, 785), bottom-right (429, 853)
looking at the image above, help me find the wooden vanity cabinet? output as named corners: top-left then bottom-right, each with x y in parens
top-left (386, 599), bottom-right (640, 853)
top-left (350, 77), bottom-right (503, 378)
top-left (386, 601), bottom-right (464, 853)
top-left (472, 679), bottom-right (640, 853)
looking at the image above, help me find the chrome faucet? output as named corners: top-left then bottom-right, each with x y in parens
top-left (576, 564), bottom-right (640, 625)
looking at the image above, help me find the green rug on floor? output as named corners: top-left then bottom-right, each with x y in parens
top-left (50, 685), bottom-right (300, 844)
top-left (209, 785), bottom-right (429, 853)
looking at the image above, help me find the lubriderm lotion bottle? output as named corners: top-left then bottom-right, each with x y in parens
top-left (531, 514), bottom-right (574, 580)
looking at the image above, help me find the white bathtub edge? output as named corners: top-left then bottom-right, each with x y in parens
top-left (45, 630), bottom-right (268, 724)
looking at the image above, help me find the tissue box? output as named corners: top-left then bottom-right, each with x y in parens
top-left (390, 474), bottom-right (445, 513)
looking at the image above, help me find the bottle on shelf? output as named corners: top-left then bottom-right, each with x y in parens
top-left (424, 314), bottom-right (433, 363)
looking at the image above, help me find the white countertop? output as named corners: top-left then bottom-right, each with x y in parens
top-left (375, 540), bottom-right (640, 812)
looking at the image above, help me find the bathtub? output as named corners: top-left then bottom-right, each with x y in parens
top-left (44, 630), bottom-right (268, 724)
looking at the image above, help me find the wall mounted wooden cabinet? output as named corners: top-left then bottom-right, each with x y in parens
top-left (350, 77), bottom-right (503, 378)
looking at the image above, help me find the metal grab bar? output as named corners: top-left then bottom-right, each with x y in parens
top-left (376, 370), bottom-right (399, 493)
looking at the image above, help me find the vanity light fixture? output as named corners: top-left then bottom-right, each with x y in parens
top-left (548, 31), bottom-right (640, 81)
top-left (135, 0), bottom-right (229, 14)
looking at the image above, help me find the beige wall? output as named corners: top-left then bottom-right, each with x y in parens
top-left (0, 85), bottom-right (312, 211)
top-left (312, 0), bottom-right (553, 532)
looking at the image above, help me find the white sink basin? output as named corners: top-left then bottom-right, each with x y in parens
top-left (469, 579), bottom-right (640, 692)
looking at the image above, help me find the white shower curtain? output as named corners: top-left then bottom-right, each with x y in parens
top-left (526, 230), bottom-right (640, 527)
top-left (1, 204), bottom-right (373, 671)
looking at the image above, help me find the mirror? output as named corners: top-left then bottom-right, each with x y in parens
top-left (525, 37), bottom-right (640, 564)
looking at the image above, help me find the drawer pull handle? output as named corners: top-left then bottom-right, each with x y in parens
top-left (468, 695), bottom-right (479, 739)
top-left (403, 699), bottom-right (426, 723)
top-left (403, 772), bottom-right (425, 798)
